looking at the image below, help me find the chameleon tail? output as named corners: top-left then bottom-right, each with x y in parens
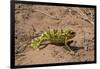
top-left (31, 35), bottom-right (44, 49)
top-left (31, 32), bottom-right (49, 49)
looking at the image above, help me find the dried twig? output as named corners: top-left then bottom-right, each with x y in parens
top-left (71, 7), bottom-right (94, 25)
top-left (16, 8), bottom-right (60, 20)
top-left (34, 9), bottom-right (60, 20)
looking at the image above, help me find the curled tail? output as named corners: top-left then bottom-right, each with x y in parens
top-left (31, 36), bottom-right (43, 49)
top-left (31, 32), bottom-right (49, 49)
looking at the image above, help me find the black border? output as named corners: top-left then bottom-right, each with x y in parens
top-left (10, 0), bottom-right (97, 69)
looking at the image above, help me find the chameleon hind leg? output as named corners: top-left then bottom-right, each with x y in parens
top-left (38, 43), bottom-right (49, 49)
top-left (64, 38), bottom-right (75, 55)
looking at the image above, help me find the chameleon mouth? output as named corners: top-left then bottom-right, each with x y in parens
top-left (70, 32), bottom-right (76, 38)
top-left (71, 32), bottom-right (75, 35)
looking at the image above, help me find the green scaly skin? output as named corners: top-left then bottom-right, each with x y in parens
top-left (31, 29), bottom-right (76, 54)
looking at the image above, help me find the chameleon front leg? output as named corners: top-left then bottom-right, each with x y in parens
top-left (64, 37), bottom-right (75, 55)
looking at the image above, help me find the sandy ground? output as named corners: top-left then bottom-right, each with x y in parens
top-left (15, 4), bottom-right (95, 65)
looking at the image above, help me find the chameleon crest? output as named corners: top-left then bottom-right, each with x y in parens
top-left (31, 29), bottom-right (76, 54)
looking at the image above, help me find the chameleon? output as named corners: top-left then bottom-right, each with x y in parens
top-left (31, 29), bottom-right (76, 54)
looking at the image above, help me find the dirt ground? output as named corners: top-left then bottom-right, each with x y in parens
top-left (15, 4), bottom-right (95, 65)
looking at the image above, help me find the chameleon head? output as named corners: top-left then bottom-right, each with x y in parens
top-left (66, 29), bottom-right (76, 39)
